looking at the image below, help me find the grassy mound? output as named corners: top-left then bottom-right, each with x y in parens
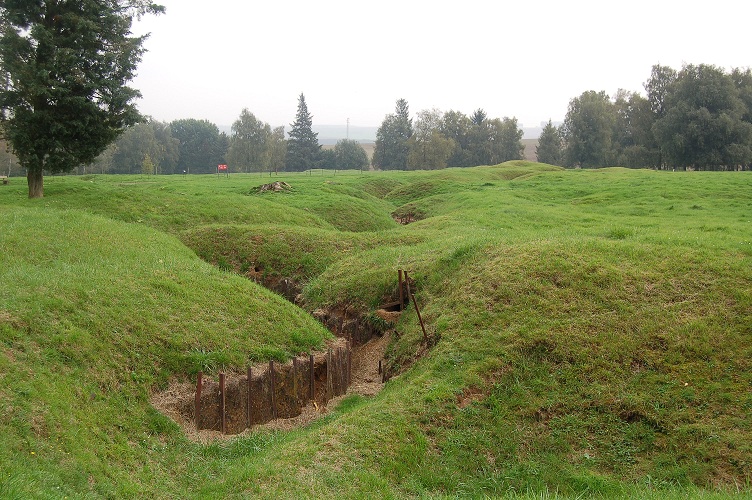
top-left (0, 207), bottom-right (331, 497)
top-left (1, 164), bottom-right (750, 497)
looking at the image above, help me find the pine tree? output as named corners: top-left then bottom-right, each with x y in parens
top-left (286, 93), bottom-right (320, 171)
top-left (536, 120), bottom-right (563, 165)
top-left (373, 98), bottom-right (412, 169)
top-left (0, 1), bottom-right (164, 197)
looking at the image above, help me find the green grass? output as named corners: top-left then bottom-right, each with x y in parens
top-left (1, 164), bottom-right (751, 498)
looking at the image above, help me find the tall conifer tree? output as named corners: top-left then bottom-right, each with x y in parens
top-left (373, 98), bottom-right (412, 169)
top-left (286, 93), bottom-right (320, 171)
top-left (536, 120), bottom-right (563, 165)
top-left (0, 0), bottom-right (164, 197)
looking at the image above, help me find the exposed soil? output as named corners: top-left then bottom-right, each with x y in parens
top-left (151, 255), bottom-right (420, 441)
top-left (151, 331), bottom-right (392, 442)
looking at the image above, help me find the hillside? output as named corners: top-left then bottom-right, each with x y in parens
top-left (1, 164), bottom-right (750, 498)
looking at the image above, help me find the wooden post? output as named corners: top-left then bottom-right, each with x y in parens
top-left (332, 349), bottom-right (338, 397)
top-left (398, 269), bottom-right (404, 311)
top-left (309, 353), bottom-right (315, 401)
top-left (347, 341), bottom-right (352, 388)
top-left (340, 347), bottom-right (347, 394)
top-left (195, 371), bottom-right (203, 430)
top-left (247, 366), bottom-right (252, 428)
top-left (292, 357), bottom-right (299, 409)
top-left (219, 372), bottom-right (226, 434)
top-left (405, 271), bottom-right (429, 342)
top-left (379, 359), bottom-right (382, 374)
top-left (269, 360), bottom-right (277, 420)
top-left (326, 348), bottom-right (332, 400)
top-left (336, 348), bottom-right (343, 396)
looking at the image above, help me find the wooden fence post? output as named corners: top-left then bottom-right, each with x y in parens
top-left (269, 360), bottom-right (277, 420)
top-left (339, 347), bottom-right (346, 395)
top-left (293, 357), bottom-right (299, 408)
top-left (309, 353), bottom-right (315, 401)
top-left (219, 372), bottom-right (226, 434)
top-left (327, 348), bottom-right (332, 400)
top-left (247, 366), bottom-right (252, 428)
top-left (195, 371), bottom-right (203, 430)
top-left (347, 341), bottom-right (352, 388)
top-left (405, 271), bottom-right (429, 342)
top-left (398, 269), bottom-right (404, 311)
top-left (335, 348), bottom-right (341, 396)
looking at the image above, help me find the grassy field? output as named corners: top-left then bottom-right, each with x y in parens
top-left (0, 163), bottom-right (750, 498)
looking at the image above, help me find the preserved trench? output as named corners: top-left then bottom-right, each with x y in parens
top-left (151, 274), bottom-right (407, 440)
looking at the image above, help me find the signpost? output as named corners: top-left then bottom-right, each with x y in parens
top-left (217, 164), bottom-right (228, 177)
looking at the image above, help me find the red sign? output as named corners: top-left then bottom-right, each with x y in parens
top-left (218, 164), bottom-right (228, 171)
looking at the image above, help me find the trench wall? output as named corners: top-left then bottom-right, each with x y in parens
top-left (183, 344), bottom-right (351, 435)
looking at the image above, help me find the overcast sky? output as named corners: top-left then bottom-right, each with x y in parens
top-left (131, 0), bottom-right (751, 131)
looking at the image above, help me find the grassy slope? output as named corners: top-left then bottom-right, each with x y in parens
top-left (0, 206), bottom-right (332, 497)
top-left (0, 165), bottom-right (750, 498)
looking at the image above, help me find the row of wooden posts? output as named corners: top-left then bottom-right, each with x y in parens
top-left (193, 344), bottom-right (351, 434)
top-left (191, 269), bottom-right (424, 434)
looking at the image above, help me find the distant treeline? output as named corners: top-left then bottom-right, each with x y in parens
top-left (372, 64), bottom-right (752, 172)
top-left (3, 63), bottom-right (748, 177)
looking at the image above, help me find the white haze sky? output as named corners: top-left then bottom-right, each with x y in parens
top-left (131, 0), bottom-right (751, 131)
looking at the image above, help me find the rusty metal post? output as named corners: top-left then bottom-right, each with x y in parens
top-left (247, 366), bottom-right (252, 428)
top-left (309, 353), bottom-right (315, 401)
top-left (195, 371), bottom-right (203, 430)
top-left (269, 360), bottom-right (277, 420)
top-left (219, 372), bottom-right (226, 434)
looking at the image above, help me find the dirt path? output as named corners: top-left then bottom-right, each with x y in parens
top-left (349, 331), bottom-right (391, 395)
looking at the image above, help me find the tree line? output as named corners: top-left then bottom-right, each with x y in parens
top-left (372, 99), bottom-right (524, 170)
top-left (83, 95), bottom-right (524, 175)
top-left (88, 63), bottom-right (752, 177)
top-left (539, 64), bottom-right (752, 171)
top-left (80, 93), bottom-right (368, 175)
top-left (1, 0), bottom-right (749, 197)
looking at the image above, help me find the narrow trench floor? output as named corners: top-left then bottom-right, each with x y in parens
top-left (151, 332), bottom-right (391, 442)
